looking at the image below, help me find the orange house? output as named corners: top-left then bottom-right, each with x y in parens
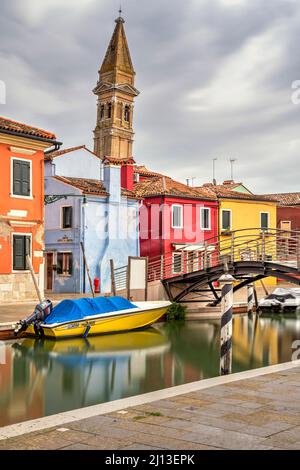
top-left (0, 117), bottom-right (60, 302)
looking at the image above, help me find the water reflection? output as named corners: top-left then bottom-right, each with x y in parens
top-left (0, 316), bottom-right (300, 427)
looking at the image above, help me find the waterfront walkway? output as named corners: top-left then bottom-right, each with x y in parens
top-left (1, 363), bottom-right (300, 450)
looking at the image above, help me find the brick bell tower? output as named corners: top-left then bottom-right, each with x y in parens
top-left (93, 11), bottom-right (139, 190)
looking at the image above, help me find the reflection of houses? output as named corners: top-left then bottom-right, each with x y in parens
top-left (0, 343), bottom-right (45, 426)
top-left (0, 117), bottom-right (59, 301)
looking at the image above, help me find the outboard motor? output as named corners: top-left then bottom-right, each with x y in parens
top-left (14, 300), bottom-right (53, 337)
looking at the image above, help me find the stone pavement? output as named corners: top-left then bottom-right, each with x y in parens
top-left (1, 367), bottom-right (300, 450)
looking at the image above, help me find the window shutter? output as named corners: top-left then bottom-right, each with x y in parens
top-left (13, 160), bottom-right (30, 196)
top-left (13, 160), bottom-right (22, 195)
top-left (21, 162), bottom-right (30, 196)
top-left (13, 236), bottom-right (25, 270)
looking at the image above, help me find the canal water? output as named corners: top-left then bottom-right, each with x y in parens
top-left (1, 315), bottom-right (300, 427)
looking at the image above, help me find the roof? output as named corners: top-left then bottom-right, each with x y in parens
top-left (45, 145), bottom-right (99, 162)
top-left (100, 16), bottom-right (134, 76)
top-left (263, 193), bottom-right (300, 206)
top-left (0, 116), bottom-right (56, 141)
top-left (134, 165), bottom-right (163, 178)
top-left (54, 176), bottom-right (108, 197)
top-left (54, 176), bottom-right (138, 200)
top-left (134, 176), bottom-right (217, 200)
top-left (198, 184), bottom-right (277, 202)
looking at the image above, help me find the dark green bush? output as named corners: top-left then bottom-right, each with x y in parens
top-left (166, 302), bottom-right (186, 321)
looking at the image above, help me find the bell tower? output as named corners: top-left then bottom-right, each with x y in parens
top-left (93, 12), bottom-right (139, 163)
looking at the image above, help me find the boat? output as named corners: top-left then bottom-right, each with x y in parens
top-left (258, 288), bottom-right (300, 314)
top-left (14, 296), bottom-right (171, 340)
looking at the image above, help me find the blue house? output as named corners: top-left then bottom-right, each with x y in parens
top-left (44, 147), bottom-right (139, 294)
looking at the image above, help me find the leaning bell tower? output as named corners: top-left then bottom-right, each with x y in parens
top-left (93, 11), bottom-right (139, 162)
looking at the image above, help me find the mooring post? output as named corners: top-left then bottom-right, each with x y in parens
top-left (247, 282), bottom-right (254, 317)
top-left (219, 271), bottom-right (235, 375)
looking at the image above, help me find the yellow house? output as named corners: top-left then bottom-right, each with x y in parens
top-left (202, 182), bottom-right (278, 285)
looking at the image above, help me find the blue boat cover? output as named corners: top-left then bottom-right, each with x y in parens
top-left (44, 297), bottom-right (137, 325)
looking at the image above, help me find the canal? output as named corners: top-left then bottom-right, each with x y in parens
top-left (0, 315), bottom-right (300, 427)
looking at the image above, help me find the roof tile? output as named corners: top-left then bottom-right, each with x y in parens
top-left (0, 116), bottom-right (56, 140)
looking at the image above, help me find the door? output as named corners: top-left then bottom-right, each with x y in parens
top-left (46, 253), bottom-right (53, 291)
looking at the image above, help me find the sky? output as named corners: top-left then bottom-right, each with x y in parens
top-left (0, 0), bottom-right (299, 193)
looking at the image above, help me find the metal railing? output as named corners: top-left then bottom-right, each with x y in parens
top-left (148, 228), bottom-right (300, 282)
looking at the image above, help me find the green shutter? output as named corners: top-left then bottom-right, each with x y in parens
top-left (13, 161), bottom-right (22, 195)
top-left (13, 236), bottom-right (25, 270)
top-left (13, 235), bottom-right (31, 270)
top-left (13, 160), bottom-right (30, 196)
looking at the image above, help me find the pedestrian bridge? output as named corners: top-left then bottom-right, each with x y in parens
top-left (147, 228), bottom-right (300, 304)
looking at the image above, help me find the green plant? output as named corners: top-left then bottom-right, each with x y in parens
top-left (166, 302), bottom-right (186, 321)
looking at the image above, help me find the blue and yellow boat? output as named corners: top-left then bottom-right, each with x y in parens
top-left (14, 297), bottom-right (171, 340)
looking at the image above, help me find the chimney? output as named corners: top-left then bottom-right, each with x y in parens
top-left (121, 161), bottom-right (134, 191)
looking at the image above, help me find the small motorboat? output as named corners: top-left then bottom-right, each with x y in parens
top-left (14, 297), bottom-right (171, 340)
top-left (258, 288), bottom-right (300, 314)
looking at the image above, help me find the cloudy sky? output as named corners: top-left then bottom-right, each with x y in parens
top-left (1, 0), bottom-right (299, 193)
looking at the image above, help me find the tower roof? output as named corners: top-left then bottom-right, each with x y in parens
top-left (100, 15), bottom-right (135, 77)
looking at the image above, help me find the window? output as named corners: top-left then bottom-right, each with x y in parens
top-left (100, 105), bottom-right (105, 119)
top-left (12, 159), bottom-right (31, 197)
top-left (221, 210), bottom-right (231, 231)
top-left (280, 221), bottom-right (291, 231)
top-left (62, 206), bottom-right (73, 229)
top-left (172, 253), bottom-right (182, 274)
top-left (200, 207), bottom-right (211, 230)
top-left (107, 103), bottom-right (112, 119)
top-left (260, 212), bottom-right (269, 231)
top-left (13, 235), bottom-right (31, 271)
top-left (172, 205), bottom-right (183, 229)
top-left (57, 252), bottom-right (73, 276)
top-left (124, 105), bottom-right (130, 122)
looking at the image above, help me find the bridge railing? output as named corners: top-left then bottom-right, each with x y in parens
top-left (147, 228), bottom-right (300, 282)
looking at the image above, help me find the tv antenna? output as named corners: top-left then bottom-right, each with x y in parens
top-left (229, 158), bottom-right (237, 181)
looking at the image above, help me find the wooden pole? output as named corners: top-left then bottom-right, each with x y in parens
top-left (247, 283), bottom-right (254, 317)
top-left (80, 242), bottom-right (95, 298)
top-left (110, 259), bottom-right (116, 296)
top-left (26, 255), bottom-right (43, 303)
top-left (260, 279), bottom-right (269, 296)
top-left (219, 272), bottom-right (235, 375)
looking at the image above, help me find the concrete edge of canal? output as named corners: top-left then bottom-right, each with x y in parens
top-left (1, 359), bottom-right (300, 441)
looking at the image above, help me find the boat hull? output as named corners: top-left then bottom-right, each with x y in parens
top-left (26, 305), bottom-right (169, 339)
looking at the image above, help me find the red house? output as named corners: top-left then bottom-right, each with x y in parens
top-left (264, 192), bottom-right (300, 231)
top-left (133, 168), bottom-right (218, 277)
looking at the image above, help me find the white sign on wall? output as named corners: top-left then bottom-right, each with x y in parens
top-left (128, 257), bottom-right (148, 300)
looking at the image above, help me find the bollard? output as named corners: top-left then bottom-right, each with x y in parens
top-left (247, 283), bottom-right (254, 317)
top-left (219, 272), bottom-right (235, 376)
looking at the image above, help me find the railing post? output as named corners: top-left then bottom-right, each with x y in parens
top-left (204, 242), bottom-right (208, 270)
top-left (297, 235), bottom-right (300, 271)
top-left (160, 255), bottom-right (164, 280)
top-left (261, 230), bottom-right (266, 262)
top-left (219, 271), bottom-right (235, 376)
top-left (247, 282), bottom-right (254, 317)
top-left (231, 232), bottom-right (235, 263)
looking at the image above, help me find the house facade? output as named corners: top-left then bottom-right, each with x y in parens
top-left (134, 174), bottom-right (218, 275)
top-left (44, 151), bottom-right (139, 294)
top-left (0, 116), bottom-right (59, 302)
top-left (263, 193), bottom-right (300, 232)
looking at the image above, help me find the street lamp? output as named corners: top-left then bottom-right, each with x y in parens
top-left (44, 194), bottom-right (88, 206)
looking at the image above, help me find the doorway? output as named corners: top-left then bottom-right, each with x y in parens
top-left (46, 252), bottom-right (54, 291)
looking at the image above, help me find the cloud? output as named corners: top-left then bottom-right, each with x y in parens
top-left (0, 0), bottom-right (299, 193)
